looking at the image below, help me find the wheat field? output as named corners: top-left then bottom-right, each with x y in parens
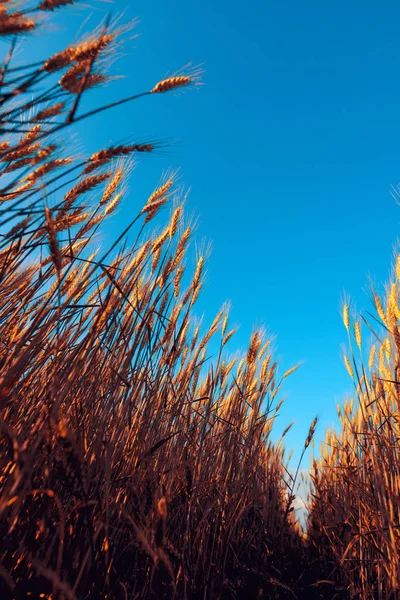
top-left (0, 3), bottom-right (398, 599)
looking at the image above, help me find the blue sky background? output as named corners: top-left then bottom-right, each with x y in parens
top-left (10, 1), bottom-right (400, 466)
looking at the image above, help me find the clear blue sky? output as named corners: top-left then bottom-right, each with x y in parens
top-left (16, 1), bottom-right (400, 465)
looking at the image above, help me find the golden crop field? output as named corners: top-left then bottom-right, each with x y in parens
top-left (0, 3), bottom-right (398, 599)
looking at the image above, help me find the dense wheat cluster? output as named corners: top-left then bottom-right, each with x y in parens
top-left (308, 275), bottom-right (400, 599)
top-left (0, 3), bottom-right (308, 599)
